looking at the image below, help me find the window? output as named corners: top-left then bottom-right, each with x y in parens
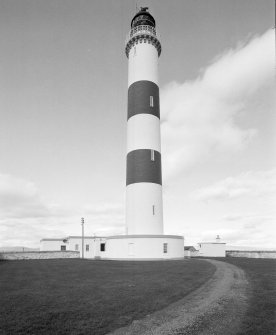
top-left (100, 243), bottom-right (105, 252)
top-left (75, 244), bottom-right (79, 251)
top-left (150, 96), bottom-right (154, 107)
top-left (86, 244), bottom-right (89, 252)
top-left (151, 149), bottom-right (155, 161)
top-left (152, 205), bottom-right (155, 215)
top-left (61, 245), bottom-right (66, 251)
top-left (163, 243), bottom-right (168, 254)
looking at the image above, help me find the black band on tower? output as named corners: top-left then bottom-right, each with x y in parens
top-left (128, 80), bottom-right (160, 120)
top-left (126, 149), bottom-right (162, 186)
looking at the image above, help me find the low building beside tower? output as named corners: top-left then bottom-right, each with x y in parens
top-left (40, 235), bottom-right (184, 260)
top-left (197, 235), bottom-right (226, 257)
top-left (40, 236), bottom-right (107, 259)
top-left (184, 246), bottom-right (199, 258)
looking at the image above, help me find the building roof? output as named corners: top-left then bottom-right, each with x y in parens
top-left (67, 236), bottom-right (106, 239)
top-left (199, 242), bottom-right (226, 244)
top-left (40, 236), bottom-right (106, 242)
top-left (184, 246), bottom-right (197, 251)
top-left (131, 7), bottom-right (155, 28)
top-left (40, 238), bottom-right (65, 241)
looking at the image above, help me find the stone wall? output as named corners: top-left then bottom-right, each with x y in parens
top-left (226, 250), bottom-right (276, 259)
top-left (0, 251), bottom-right (80, 260)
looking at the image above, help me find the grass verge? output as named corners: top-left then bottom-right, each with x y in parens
top-left (217, 257), bottom-right (276, 335)
top-left (0, 258), bottom-right (215, 335)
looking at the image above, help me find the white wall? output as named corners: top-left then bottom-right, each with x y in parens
top-left (102, 236), bottom-right (184, 260)
top-left (198, 243), bottom-right (226, 257)
top-left (40, 237), bottom-right (108, 259)
top-left (128, 42), bottom-right (158, 87)
top-left (127, 114), bottom-right (161, 152)
top-left (40, 240), bottom-right (67, 251)
top-left (41, 236), bottom-right (184, 260)
top-left (126, 183), bottom-right (163, 235)
top-left (226, 250), bottom-right (276, 259)
top-left (184, 250), bottom-right (191, 258)
top-left (67, 237), bottom-right (99, 259)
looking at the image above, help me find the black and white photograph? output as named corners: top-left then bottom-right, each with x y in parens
top-left (0, 0), bottom-right (275, 334)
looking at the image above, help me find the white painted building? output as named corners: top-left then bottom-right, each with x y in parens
top-left (184, 246), bottom-right (199, 258)
top-left (40, 235), bottom-right (184, 260)
top-left (40, 236), bottom-right (107, 259)
top-left (197, 236), bottom-right (226, 257)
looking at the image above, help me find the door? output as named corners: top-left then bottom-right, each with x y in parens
top-left (128, 243), bottom-right (135, 256)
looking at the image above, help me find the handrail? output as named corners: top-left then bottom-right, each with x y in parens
top-left (125, 25), bottom-right (160, 44)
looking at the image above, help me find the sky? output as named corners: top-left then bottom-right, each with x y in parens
top-left (0, 0), bottom-right (275, 249)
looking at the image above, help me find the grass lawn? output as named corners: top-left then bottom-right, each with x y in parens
top-left (219, 257), bottom-right (276, 335)
top-left (0, 258), bottom-right (215, 335)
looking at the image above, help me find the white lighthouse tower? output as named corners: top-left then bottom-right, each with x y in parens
top-left (125, 7), bottom-right (163, 235)
top-left (40, 8), bottom-right (185, 260)
top-left (97, 7), bottom-right (184, 260)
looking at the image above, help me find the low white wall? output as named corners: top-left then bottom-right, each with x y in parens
top-left (226, 250), bottom-right (276, 259)
top-left (0, 251), bottom-right (80, 260)
top-left (102, 235), bottom-right (184, 260)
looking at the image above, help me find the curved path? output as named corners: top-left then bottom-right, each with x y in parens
top-left (109, 259), bottom-right (249, 335)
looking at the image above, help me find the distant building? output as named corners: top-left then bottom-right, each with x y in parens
top-left (197, 235), bottom-right (226, 257)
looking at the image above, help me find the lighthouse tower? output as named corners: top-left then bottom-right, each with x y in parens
top-left (40, 8), bottom-right (184, 259)
top-left (125, 7), bottom-right (163, 235)
top-left (99, 8), bottom-right (184, 260)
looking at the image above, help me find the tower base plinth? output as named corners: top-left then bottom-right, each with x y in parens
top-left (101, 235), bottom-right (184, 260)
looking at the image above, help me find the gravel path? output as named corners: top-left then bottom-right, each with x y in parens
top-left (109, 259), bottom-right (249, 335)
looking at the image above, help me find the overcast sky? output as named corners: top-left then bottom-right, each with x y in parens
top-left (0, 0), bottom-right (275, 248)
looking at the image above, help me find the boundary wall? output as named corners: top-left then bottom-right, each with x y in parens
top-left (226, 250), bottom-right (276, 259)
top-left (0, 251), bottom-right (80, 260)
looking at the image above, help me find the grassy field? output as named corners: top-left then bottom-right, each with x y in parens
top-left (0, 258), bottom-right (215, 335)
top-left (218, 257), bottom-right (276, 335)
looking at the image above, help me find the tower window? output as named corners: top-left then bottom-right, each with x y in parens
top-left (163, 243), bottom-right (168, 253)
top-left (152, 205), bottom-right (155, 215)
top-left (100, 243), bottom-right (105, 252)
top-left (86, 244), bottom-right (89, 251)
top-left (61, 245), bottom-right (66, 251)
top-left (75, 244), bottom-right (79, 251)
top-left (150, 96), bottom-right (154, 107)
top-left (151, 149), bottom-right (155, 161)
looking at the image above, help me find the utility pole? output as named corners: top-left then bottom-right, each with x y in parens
top-left (81, 217), bottom-right (84, 259)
